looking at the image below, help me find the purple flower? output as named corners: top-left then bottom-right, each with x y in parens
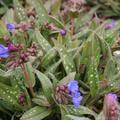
top-left (0, 44), bottom-right (9, 58)
top-left (18, 94), bottom-right (25, 105)
top-left (6, 23), bottom-right (15, 32)
top-left (68, 80), bottom-right (79, 93)
top-left (103, 93), bottom-right (119, 120)
top-left (60, 29), bottom-right (66, 36)
top-left (8, 44), bottom-right (18, 52)
top-left (107, 93), bottom-right (118, 101)
top-left (72, 95), bottom-right (83, 109)
top-left (105, 20), bottom-right (115, 30)
top-left (68, 80), bottom-right (83, 108)
top-left (72, 91), bottom-right (83, 108)
top-left (72, 91), bottom-right (81, 98)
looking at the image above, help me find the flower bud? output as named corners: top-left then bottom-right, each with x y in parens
top-left (60, 29), bottom-right (66, 36)
top-left (103, 93), bottom-right (119, 120)
top-left (8, 44), bottom-right (18, 52)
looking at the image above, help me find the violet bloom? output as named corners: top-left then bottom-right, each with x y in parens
top-left (0, 44), bottom-right (9, 58)
top-left (72, 92), bottom-right (83, 109)
top-left (8, 44), bottom-right (18, 52)
top-left (105, 20), bottom-right (115, 30)
top-left (18, 94), bottom-right (25, 105)
top-left (68, 80), bottom-right (79, 93)
top-left (60, 29), bottom-right (66, 36)
top-left (103, 93), bottom-right (119, 120)
top-left (68, 80), bottom-right (83, 108)
top-left (72, 96), bottom-right (83, 108)
top-left (6, 23), bottom-right (15, 32)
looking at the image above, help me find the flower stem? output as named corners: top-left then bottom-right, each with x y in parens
top-left (21, 63), bottom-right (35, 98)
top-left (71, 17), bottom-right (74, 35)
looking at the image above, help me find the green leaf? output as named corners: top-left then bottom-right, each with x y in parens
top-left (0, 20), bottom-right (7, 37)
top-left (35, 70), bottom-right (53, 102)
top-left (58, 72), bottom-right (76, 85)
top-left (104, 59), bottom-right (120, 89)
top-left (81, 34), bottom-right (101, 96)
top-left (32, 95), bottom-right (50, 107)
top-left (21, 106), bottom-right (51, 120)
top-left (51, 0), bottom-right (61, 15)
top-left (64, 105), bottom-right (97, 119)
top-left (49, 15), bottom-right (64, 28)
top-left (45, 59), bottom-right (62, 74)
top-left (105, 28), bottom-right (118, 47)
top-left (96, 112), bottom-right (105, 120)
top-left (41, 48), bottom-right (57, 68)
top-left (66, 115), bottom-right (91, 120)
top-left (54, 41), bottom-right (76, 74)
top-left (13, 0), bottom-right (28, 21)
top-left (0, 99), bottom-right (21, 112)
top-left (45, 72), bottom-right (58, 86)
top-left (24, 62), bottom-right (36, 87)
top-left (26, 0), bottom-right (49, 25)
top-left (75, 6), bottom-right (99, 29)
top-left (35, 30), bottom-right (52, 52)
top-left (60, 105), bottom-right (70, 120)
top-left (0, 69), bottom-right (14, 77)
top-left (87, 57), bottom-right (99, 96)
top-left (104, 59), bottom-right (116, 81)
top-left (0, 82), bottom-right (22, 111)
top-left (2, 9), bottom-right (14, 23)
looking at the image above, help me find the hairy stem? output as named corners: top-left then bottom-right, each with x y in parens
top-left (21, 63), bottom-right (35, 98)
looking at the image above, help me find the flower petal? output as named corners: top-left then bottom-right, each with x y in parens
top-left (0, 44), bottom-right (9, 58)
top-left (72, 96), bottom-right (83, 109)
top-left (68, 80), bottom-right (79, 93)
top-left (6, 23), bottom-right (15, 32)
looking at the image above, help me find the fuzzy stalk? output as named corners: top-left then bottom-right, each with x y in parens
top-left (21, 63), bottom-right (35, 98)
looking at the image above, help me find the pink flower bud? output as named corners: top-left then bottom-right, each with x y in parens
top-left (103, 93), bottom-right (119, 120)
top-left (8, 44), bottom-right (18, 52)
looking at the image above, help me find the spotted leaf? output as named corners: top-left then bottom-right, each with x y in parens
top-left (21, 106), bottom-right (51, 120)
top-left (35, 70), bottom-right (53, 102)
top-left (13, 0), bottom-right (28, 21)
top-left (54, 41), bottom-right (76, 74)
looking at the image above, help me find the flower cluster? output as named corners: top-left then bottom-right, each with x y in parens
top-left (55, 85), bottom-right (70, 104)
top-left (54, 80), bottom-right (83, 108)
top-left (68, 80), bottom-right (83, 109)
top-left (7, 42), bottom-right (37, 69)
top-left (103, 93), bottom-right (119, 120)
top-left (0, 42), bottom-right (37, 70)
top-left (105, 20), bottom-right (115, 30)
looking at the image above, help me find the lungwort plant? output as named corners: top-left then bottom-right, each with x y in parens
top-left (0, 0), bottom-right (120, 120)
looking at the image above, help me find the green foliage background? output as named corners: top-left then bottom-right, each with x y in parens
top-left (0, 0), bottom-right (120, 120)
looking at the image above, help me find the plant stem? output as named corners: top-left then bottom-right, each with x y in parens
top-left (21, 63), bottom-right (36, 98)
top-left (71, 17), bottom-right (74, 35)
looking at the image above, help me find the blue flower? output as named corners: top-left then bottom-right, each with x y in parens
top-left (68, 80), bottom-right (83, 109)
top-left (105, 20), bottom-right (115, 30)
top-left (72, 91), bottom-right (81, 98)
top-left (68, 80), bottom-right (78, 93)
top-left (60, 29), bottom-right (66, 36)
top-left (0, 44), bottom-right (9, 58)
top-left (72, 95), bottom-right (83, 109)
top-left (6, 23), bottom-right (15, 32)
